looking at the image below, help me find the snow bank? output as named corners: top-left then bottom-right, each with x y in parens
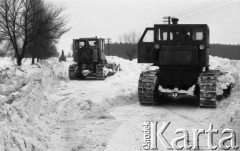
top-left (210, 56), bottom-right (240, 95)
top-left (0, 58), bottom-right (68, 151)
top-left (99, 56), bottom-right (149, 100)
top-left (209, 56), bottom-right (240, 136)
top-left (105, 56), bottom-right (149, 88)
top-left (0, 57), bottom-right (33, 68)
top-left (0, 57), bottom-right (15, 68)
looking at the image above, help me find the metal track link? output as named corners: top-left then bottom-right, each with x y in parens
top-left (199, 70), bottom-right (220, 108)
top-left (96, 64), bottom-right (106, 80)
top-left (138, 70), bottom-right (158, 105)
top-left (69, 64), bottom-right (78, 80)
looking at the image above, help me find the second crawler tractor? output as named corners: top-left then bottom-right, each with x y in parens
top-left (138, 17), bottom-right (232, 108)
top-left (69, 37), bottom-right (120, 80)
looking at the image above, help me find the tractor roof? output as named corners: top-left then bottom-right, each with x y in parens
top-left (73, 37), bottom-right (105, 41)
top-left (154, 24), bottom-right (209, 28)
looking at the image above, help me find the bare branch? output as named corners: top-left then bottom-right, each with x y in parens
top-left (0, 0), bottom-right (70, 65)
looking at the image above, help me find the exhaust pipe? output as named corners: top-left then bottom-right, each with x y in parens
top-left (172, 18), bottom-right (179, 24)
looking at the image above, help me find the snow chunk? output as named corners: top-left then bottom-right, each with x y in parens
top-left (210, 56), bottom-right (240, 95)
top-left (159, 85), bottom-right (195, 96)
top-left (0, 95), bottom-right (8, 104)
top-left (144, 65), bottom-right (159, 72)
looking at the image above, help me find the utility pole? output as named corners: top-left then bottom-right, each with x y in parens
top-left (163, 16), bottom-right (179, 25)
top-left (106, 38), bottom-right (112, 55)
top-left (163, 16), bottom-right (171, 24)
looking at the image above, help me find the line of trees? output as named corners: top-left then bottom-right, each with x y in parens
top-left (0, 0), bottom-right (70, 65)
top-left (107, 43), bottom-right (137, 60)
top-left (107, 31), bottom-right (140, 60)
top-left (210, 44), bottom-right (240, 60)
top-left (118, 31), bottom-right (141, 44)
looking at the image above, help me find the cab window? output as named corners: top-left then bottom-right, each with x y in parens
top-left (88, 40), bottom-right (98, 46)
top-left (79, 41), bottom-right (85, 48)
top-left (143, 30), bottom-right (154, 42)
top-left (158, 28), bottom-right (191, 41)
top-left (158, 28), bottom-right (168, 41)
top-left (163, 32), bottom-right (168, 41)
top-left (170, 29), bottom-right (190, 41)
top-left (193, 28), bottom-right (204, 41)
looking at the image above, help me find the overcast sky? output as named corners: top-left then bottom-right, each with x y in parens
top-left (50, 0), bottom-right (240, 53)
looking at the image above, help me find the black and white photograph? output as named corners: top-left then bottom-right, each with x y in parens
top-left (0, 0), bottom-right (239, 150)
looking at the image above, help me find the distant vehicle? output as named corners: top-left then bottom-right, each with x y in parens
top-left (138, 17), bottom-right (232, 108)
top-left (59, 50), bottom-right (66, 62)
top-left (69, 37), bottom-right (120, 80)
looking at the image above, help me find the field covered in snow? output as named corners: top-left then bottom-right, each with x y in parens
top-left (0, 55), bottom-right (240, 151)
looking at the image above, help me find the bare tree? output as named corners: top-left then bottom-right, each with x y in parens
top-left (122, 33), bottom-right (131, 43)
top-left (119, 31), bottom-right (141, 44)
top-left (116, 31), bottom-right (140, 60)
top-left (0, 0), bottom-right (69, 65)
top-left (0, 0), bottom-right (23, 65)
top-left (118, 35), bottom-right (122, 44)
top-left (30, 1), bottom-right (70, 64)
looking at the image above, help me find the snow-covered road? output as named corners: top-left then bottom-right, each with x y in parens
top-left (46, 80), bottom-right (240, 151)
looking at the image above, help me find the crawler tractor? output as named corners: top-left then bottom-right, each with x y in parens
top-left (69, 37), bottom-right (119, 80)
top-left (59, 50), bottom-right (66, 62)
top-left (138, 17), bottom-right (231, 108)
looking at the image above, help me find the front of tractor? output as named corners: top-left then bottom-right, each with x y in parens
top-left (69, 37), bottom-right (120, 80)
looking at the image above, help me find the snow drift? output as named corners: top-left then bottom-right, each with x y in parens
top-left (0, 58), bottom-right (68, 151)
top-left (209, 56), bottom-right (240, 135)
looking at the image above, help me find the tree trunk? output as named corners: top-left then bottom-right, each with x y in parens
top-left (17, 57), bottom-right (22, 66)
top-left (37, 58), bottom-right (39, 62)
top-left (32, 57), bottom-right (35, 64)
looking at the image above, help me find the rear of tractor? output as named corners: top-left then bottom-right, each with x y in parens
top-left (138, 17), bottom-right (232, 107)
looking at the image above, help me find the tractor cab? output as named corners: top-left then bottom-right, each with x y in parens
top-left (73, 38), bottom-right (106, 64)
top-left (138, 21), bottom-right (210, 68)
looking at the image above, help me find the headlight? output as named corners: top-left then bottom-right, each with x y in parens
top-left (154, 44), bottom-right (160, 49)
top-left (199, 45), bottom-right (205, 50)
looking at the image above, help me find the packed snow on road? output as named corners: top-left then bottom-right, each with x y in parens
top-left (0, 55), bottom-right (239, 151)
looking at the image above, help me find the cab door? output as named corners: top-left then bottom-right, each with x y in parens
top-left (138, 28), bottom-right (155, 63)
